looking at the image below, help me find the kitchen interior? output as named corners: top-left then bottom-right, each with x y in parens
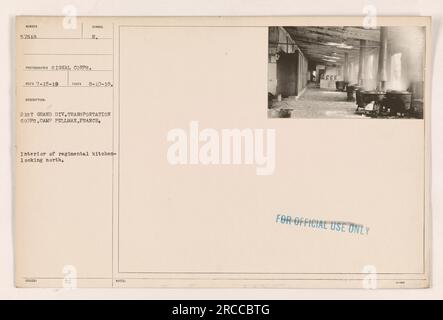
top-left (268, 26), bottom-right (425, 119)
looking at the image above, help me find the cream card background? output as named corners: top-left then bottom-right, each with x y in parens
top-left (14, 16), bottom-right (428, 288)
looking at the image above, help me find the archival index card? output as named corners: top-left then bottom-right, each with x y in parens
top-left (15, 16), bottom-right (431, 288)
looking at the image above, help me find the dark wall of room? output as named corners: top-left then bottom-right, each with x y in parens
top-left (268, 27), bottom-right (309, 98)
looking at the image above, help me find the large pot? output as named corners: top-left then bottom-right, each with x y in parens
top-left (346, 85), bottom-right (355, 101)
top-left (385, 91), bottom-right (412, 114)
top-left (346, 84), bottom-right (360, 101)
top-left (361, 91), bottom-right (386, 104)
top-left (336, 81), bottom-right (348, 92)
top-left (355, 88), bottom-right (365, 108)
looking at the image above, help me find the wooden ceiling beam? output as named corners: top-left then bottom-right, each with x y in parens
top-left (291, 27), bottom-right (380, 42)
top-left (342, 27), bottom-right (381, 42)
top-left (279, 26), bottom-right (381, 65)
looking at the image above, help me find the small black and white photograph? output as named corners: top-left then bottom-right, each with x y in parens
top-left (268, 26), bottom-right (426, 119)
